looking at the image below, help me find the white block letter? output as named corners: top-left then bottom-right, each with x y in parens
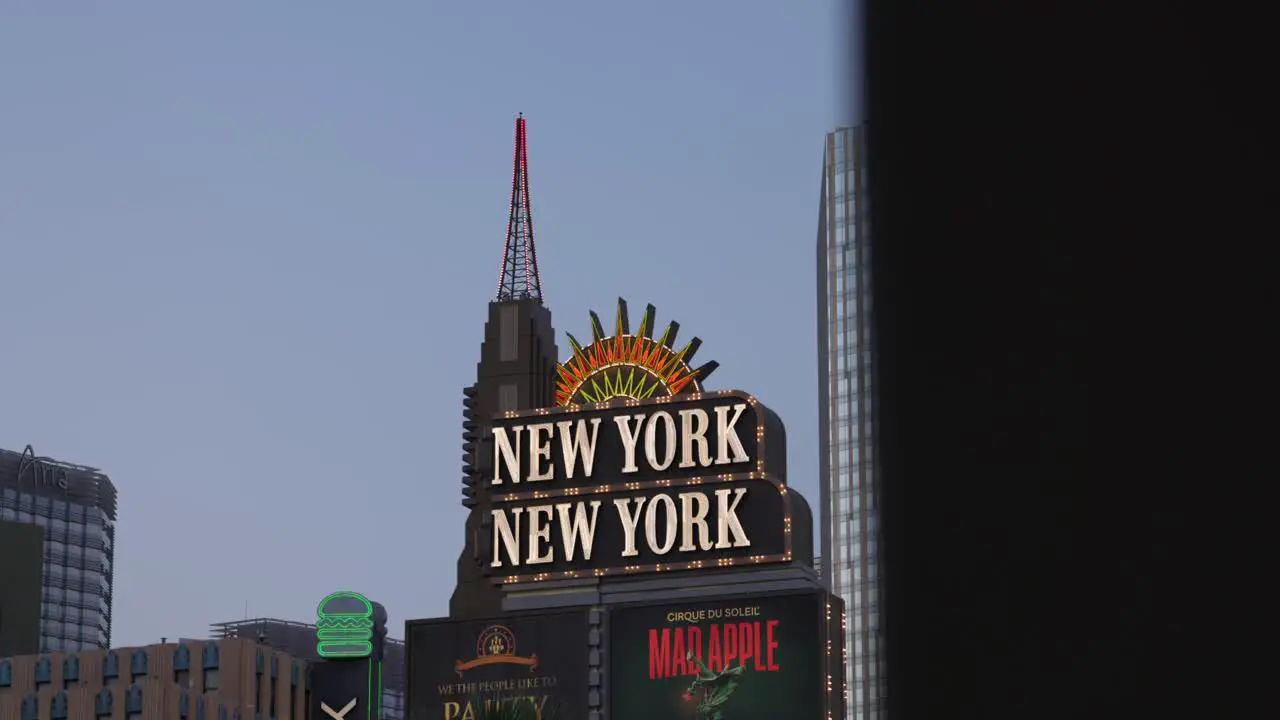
top-left (613, 497), bottom-right (647, 557)
top-left (679, 491), bottom-right (714, 552)
top-left (558, 418), bottom-right (601, 479)
top-left (714, 487), bottom-right (751, 549)
top-left (678, 409), bottom-right (712, 469)
top-left (556, 501), bottom-right (601, 561)
top-left (492, 426), bottom-right (523, 485)
top-left (527, 422), bottom-right (555, 482)
top-left (644, 494), bottom-right (678, 555)
top-left (644, 412), bottom-right (678, 472)
top-left (526, 505), bottom-right (554, 564)
top-left (614, 414), bottom-right (646, 474)
top-left (714, 404), bottom-right (751, 465)
top-left (491, 508), bottom-right (523, 568)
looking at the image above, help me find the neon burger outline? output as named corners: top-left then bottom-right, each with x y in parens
top-left (315, 591), bottom-right (374, 658)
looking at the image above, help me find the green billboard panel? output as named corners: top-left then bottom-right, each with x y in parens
top-left (609, 590), bottom-right (836, 720)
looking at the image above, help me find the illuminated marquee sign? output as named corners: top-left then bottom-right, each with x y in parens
top-left (555, 298), bottom-right (719, 406)
top-left (406, 610), bottom-right (589, 720)
top-left (485, 390), bottom-right (811, 583)
top-left (608, 591), bottom-right (844, 720)
top-left (315, 591), bottom-right (375, 659)
top-left (311, 591), bottom-right (386, 720)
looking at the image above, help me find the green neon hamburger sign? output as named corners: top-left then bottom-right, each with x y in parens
top-left (315, 590), bottom-right (375, 659)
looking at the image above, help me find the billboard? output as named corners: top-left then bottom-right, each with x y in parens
top-left (406, 609), bottom-right (590, 720)
top-left (484, 390), bottom-right (813, 583)
top-left (0, 520), bottom-right (44, 657)
top-left (609, 591), bottom-right (840, 720)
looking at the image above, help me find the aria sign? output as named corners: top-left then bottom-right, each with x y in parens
top-left (484, 390), bottom-right (812, 583)
top-left (15, 445), bottom-right (69, 491)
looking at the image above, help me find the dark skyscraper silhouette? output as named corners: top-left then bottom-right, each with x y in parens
top-left (451, 116), bottom-right (560, 619)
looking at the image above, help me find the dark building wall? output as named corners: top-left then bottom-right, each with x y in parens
top-left (451, 299), bottom-right (558, 619)
top-left (0, 520), bottom-right (44, 657)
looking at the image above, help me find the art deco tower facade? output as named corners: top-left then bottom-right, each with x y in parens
top-left (817, 125), bottom-right (883, 720)
top-left (451, 115), bottom-right (560, 619)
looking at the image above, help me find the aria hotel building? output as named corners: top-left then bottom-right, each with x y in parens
top-left (817, 125), bottom-right (885, 720)
top-left (0, 446), bottom-right (117, 654)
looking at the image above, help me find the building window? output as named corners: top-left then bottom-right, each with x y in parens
top-left (175, 643), bottom-right (192, 687)
top-left (0, 659), bottom-right (12, 687)
top-left (21, 694), bottom-right (38, 720)
top-left (264, 654), bottom-right (279, 716)
top-left (179, 690), bottom-right (190, 719)
top-left (498, 383), bottom-right (518, 411)
top-left (35, 656), bottom-right (52, 686)
top-left (196, 698), bottom-right (207, 720)
top-left (103, 651), bottom-right (120, 685)
top-left (52, 690), bottom-right (69, 720)
top-left (126, 684), bottom-right (143, 720)
top-left (63, 654), bottom-right (80, 687)
top-left (499, 304), bottom-right (519, 361)
top-left (130, 648), bottom-right (148, 680)
top-left (202, 644), bottom-right (220, 691)
top-left (218, 705), bottom-right (228, 720)
top-left (95, 688), bottom-right (113, 718)
top-left (174, 644), bottom-right (191, 670)
top-left (290, 661), bottom-right (299, 687)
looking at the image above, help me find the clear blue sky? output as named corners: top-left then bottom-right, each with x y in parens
top-left (0, 1), bottom-right (853, 646)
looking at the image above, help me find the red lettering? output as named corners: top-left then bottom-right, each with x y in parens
top-left (686, 626), bottom-right (702, 675)
top-left (751, 622), bottom-right (765, 671)
top-left (766, 620), bottom-right (779, 671)
top-left (723, 622), bottom-right (738, 668)
top-left (654, 619), bottom-right (782, 680)
top-left (708, 624), bottom-right (722, 672)
top-left (738, 622), bottom-right (755, 670)
top-left (649, 629), bottom-right (671, 679)
top-left (673, 628), bottom-right (687, 677)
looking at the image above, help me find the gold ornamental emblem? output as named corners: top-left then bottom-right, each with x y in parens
top-left (454, 625), bottom-right (538, 677)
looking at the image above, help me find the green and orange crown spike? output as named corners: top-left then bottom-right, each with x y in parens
top-left (555, 298), bottom-right (719, 406)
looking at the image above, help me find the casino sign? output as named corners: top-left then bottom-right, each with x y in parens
top-left (555, 298), bottom-right (719, 406)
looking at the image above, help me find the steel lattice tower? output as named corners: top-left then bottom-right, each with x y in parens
top-left (495, 113), bottom-right (543, 303)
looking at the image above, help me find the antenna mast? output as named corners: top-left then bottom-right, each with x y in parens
top-left (495, 114), bottom-right (544, 303)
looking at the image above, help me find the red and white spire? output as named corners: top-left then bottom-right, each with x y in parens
top-left (495, 114), bottom-right (544, 303)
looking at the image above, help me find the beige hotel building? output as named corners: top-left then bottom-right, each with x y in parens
top-left (0, 638), bottom-right (310, 720)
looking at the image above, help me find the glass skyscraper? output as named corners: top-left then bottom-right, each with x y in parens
top-left (0, 445), bottom-right (117, 653)
top-left (817, 125), bottom-right (883, 720)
